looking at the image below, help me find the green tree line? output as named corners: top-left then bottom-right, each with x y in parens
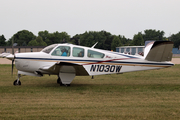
top-left (0, 29), bottom-right (180, 51)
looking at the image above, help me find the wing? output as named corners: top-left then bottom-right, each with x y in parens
top-left (39, 62), bottom-right (89, 76)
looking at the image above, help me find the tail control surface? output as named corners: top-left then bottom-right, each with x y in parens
top-left (144, 41), bottom-right (173, 62)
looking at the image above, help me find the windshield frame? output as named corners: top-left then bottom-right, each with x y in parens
top-left (41, 44), bottom-right (58, 54)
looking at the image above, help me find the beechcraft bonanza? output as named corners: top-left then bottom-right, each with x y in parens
top-left (0, 41), bottom-right (174, 86)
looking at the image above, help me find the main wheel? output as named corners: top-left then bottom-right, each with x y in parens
top-left (57, 77), bottom-right (64, 86)
top-left (13, 80), bottom-right (21, 86)
top-left (59, 82), bottom-right (63, 86)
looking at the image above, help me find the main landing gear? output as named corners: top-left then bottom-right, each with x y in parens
top-left (13, 74), bottom-right (21, 86)
top-left (57, 76), bottom-right (70, 86)
top-left (12, 73), bottom-right (73, 86)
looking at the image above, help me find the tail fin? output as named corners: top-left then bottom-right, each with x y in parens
top-left (144, 41), bottom-right (173, 62)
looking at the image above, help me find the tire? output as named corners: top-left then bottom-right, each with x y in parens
top-left (13, 80), bottom-right (21, 86)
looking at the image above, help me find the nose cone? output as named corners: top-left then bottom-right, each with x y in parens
top-left (6, 54), bottom-right (15, 60)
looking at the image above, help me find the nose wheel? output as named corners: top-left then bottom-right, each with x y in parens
top-left (13, 74), bottom-right (21, 86)
top-left (13, 80), bottom-right (21, 85)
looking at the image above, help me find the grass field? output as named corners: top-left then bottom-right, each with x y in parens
top-left (0, 65), bottom-right (180, 120)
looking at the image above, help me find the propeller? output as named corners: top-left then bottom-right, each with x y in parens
top-left (11, 56), bottom-right (15, 76)
top-left (11, 37), bottom-right (14, 76)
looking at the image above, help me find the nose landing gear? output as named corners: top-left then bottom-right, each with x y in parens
top-left (13, 74), bottom-right (21, 86)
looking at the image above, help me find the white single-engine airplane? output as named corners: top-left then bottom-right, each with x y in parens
top-left (0, 41), bottom-right (174, 86)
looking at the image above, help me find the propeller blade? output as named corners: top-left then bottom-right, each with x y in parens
top-left (11, 37), bottom-right (15, 76)
top-left (11, 59), bottom-right (14, 76)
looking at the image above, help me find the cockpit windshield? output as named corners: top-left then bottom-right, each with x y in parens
top-left (41, 44), bottom-right (58, 54)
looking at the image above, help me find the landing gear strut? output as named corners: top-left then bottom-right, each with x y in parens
top-left (57, 77), bottom-right (63, 86)
top-left (57, 77), bottom-right (61, 84)
top-left (13, 74), bottom-right (21, 86)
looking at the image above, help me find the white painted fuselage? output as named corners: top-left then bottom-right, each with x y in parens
top-left (14, 43), bottom-right (173, 77)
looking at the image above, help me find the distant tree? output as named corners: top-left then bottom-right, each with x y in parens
top-left (71, 30), bottom-right (132, 50)
top-left (111, 36), bottom-right (122, 51)
top-left (132, 32), bottom-right (144, 46)
top-left (36, 36), bottom-right (47, 46)
top-left (121, 36), bottom-right (132, 46)
top-left (51, 31), bottom-right (71, 43)
top-left (5, 30), bottom-right (134, 50)
top-left (38, 30), bottom-right (51, 45)
top-left (6, 38), bottom-right (12, 46)
top-left (39, 31), bottom-right (71, 45)
top-left (74, 31), bottom-right (116, 50)
top-left (28, 36), bottom-right (47, 46)
top-left (79, 31), bottom-right (95, 47)
top-left (7, 30), bottom-right (36, 46)
top-left (71, 34), bottom-right (81, 45)
top-left (103, 31), bottom-right (113, 50)
top-left (98, 30), bottom-right (113, 50)
top-left (91, 31), bottom-right (106, 49)
top-left (170, 32), bottom-right (180, 48)
top-left (142, 29), bottom-right (165, 41)
top-left (28, 40), bottom-right (38, 46)
top-left (0, 35), bottom-right (6, 46)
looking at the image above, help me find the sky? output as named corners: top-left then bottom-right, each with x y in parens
top-left (1, 0), bottom-right (180, 40)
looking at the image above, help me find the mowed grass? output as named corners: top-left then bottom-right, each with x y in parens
top-left (0, 65), bottom-right (180, 120)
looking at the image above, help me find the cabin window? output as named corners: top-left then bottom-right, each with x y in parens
top-left (51, 46), bottom-right (70, 57)
top-left (73, 47), bottom-right (84, 57)
top-left (87, 50), bottom-right (105, 58)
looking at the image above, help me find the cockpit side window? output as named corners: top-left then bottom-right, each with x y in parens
top-left (41, 44), bottom-right (58, 54)
top-left (73, 47), bottom-right (84, 57)
top-left (87, 50), bottom-right (105, 58)
top-left (51, 46), bottom-right (70, 57)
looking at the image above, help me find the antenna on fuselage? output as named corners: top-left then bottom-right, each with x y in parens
top-left (91, 42), bottom-right (98, 48)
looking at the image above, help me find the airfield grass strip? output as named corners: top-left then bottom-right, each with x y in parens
top-left (0, 65), bottom-right (180, 119)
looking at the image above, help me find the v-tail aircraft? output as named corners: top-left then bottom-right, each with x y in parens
top-left (0, 41), bottom-right (174, 86)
